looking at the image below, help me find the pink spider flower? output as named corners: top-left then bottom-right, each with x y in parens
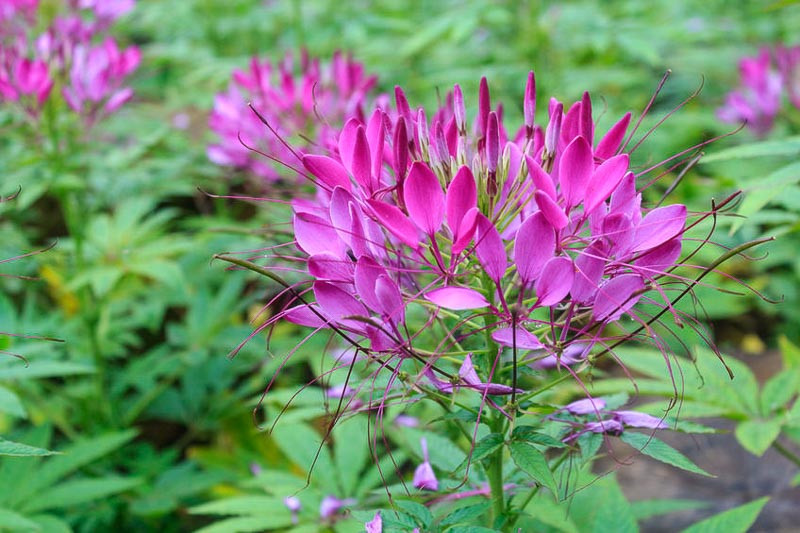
top-left (62, 37), bottom-right (141, 121)
top-left (717, 47), bottom-right (784, 135)
top-left (254, 70), bottom-right (692, 414)
top-left (0, 52), bottom-right (53, 111)
top-left (207, 50), bottom-right (379, 182)
top-left (413, 437), bottom-right (438, 491)
top-left (776, 44), bottom-right (800, 110)
top-left (558, 397), bottom-right (667, 442)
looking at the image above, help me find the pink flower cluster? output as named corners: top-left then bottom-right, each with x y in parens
top-left (266, 71), bottom-right (689, 404)
top-left (208, 50), bottom-right (379, 182)
top-left (0, 0), bottom-right (138, 120)
top-left (718, 45), bottom-right (800, 135)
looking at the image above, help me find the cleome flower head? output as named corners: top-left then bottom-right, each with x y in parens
top-left (257, 69), bottom-right (694, 412)
top-left (208, 50), bottom-right (380, 182)
top-left (718, 44), bottom-right (800, 136)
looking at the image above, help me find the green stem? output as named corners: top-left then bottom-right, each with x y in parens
top-left (487, 416), bottom-right (506, 526)
top-left (773, 440), bottom-right (800, 469)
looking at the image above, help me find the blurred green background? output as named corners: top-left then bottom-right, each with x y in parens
top-left (2, 0), bottom-right (800, 531)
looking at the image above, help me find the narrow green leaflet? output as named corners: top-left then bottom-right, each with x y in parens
top-left (701, 136), bottom-right (800, 162)
top-left (730, 161), bottom-right (800, 233)
top-left (680, 497), bottom-right (769, 533)
top-left (630, 499), bottom-right (710, 520)
top-left (395, 500), bottom-right (433, 529)
top-left (0, 438), bottom-right (57, 457)
top-left (189, 496), bottom-right (291, 517)
top-left (760, 368), bottom-right (800, 415)
top-left (509, 441), bottom-right (558, 496)
top-left (467, 433), bottom-right (504, 464)
top-left (0, 507), bottom-right (41, 531)
top-left (734, 419), bottom-right (782, 456)
top-left (21, 476), bottom-right (143, 513)
top-left (194, 516), bottom-right (293, 533)
top-left (0, 386), bottom-right (25, 418)
top-left (620, 432), bottom-right (713, 477)
top-left (439, 502), bottom-right (491, 527)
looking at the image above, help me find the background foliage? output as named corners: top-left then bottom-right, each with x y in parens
top-left (2, 0), bottom-right (800, 531)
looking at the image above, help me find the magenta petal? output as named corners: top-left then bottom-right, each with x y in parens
top-left (365, 512), bottom-right (383, 533)
top-left (602, 213), bottom-right (635, 258)
top-left (367, 200), bottom-right (419, 249)
top-left (632, 205), bottom-right (687, 252)
top-left (458, 354), bottom-right (519, 395)
top-left (559, 135), bottom-right (593, 210)
top-left (413, 461), bottom-right (438, 491)
top-left (314, 281), bottom-right (369, 326)
top-left (535, 256), bottom-right (574, 306)
top-left (571, 243), bottom-right (606, 303)
top-left (375, 274), bottom-right (404, 323)
top-left (366, 109), bottom-right (386, 180)
top-left (514, 212), bottom-right (555, 283)
top-left (284, 305), bottom-right (326, 328)
top-left (491, 327), bottom-right (543, 350)
top-left (584, 154), bottom-right (630, 214)
top-left (303, 155), bottom-right (351, 191)
top-left (446, 166), bottom-right (477, 236)
top-left (565, 397), bottom-right (607, 415)
top-left (635, 237), bottom-right (682, 279)
top-left (354, 256), bottom-right (386, 313)
top-left (338, 118), bottom-right (360, 173)
top-left (614, 410), bottom-right (668, 429)
top-left (350, 125), bottom-right (372, 191)
top-left (592, 274), bottom-right (645, 321)
top-left (595, 112), bottom-right (631, 160)
top-left (534, 190), bottom-right (568, 230)
top-left (527, 156), bottom-right (557, 199)
top-left (452, 207), bottom-right (479, 254)
top-left (579, 91), bottom-right (594, 144)
top-left (294, 213), bottom-right (345, 257)
top-left (404, 162), bottom-right (445, 234)
top-left (425, 287), bottom-right (489, 310)
top-left (308, 253), bottom-right (355, 282)
top-left (475, 213), bottom-right (507, 283)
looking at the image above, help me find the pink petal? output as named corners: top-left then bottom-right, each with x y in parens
top-left (314, 281), bottom-right (370, 325)
top-left (354, 256), bottom-right (387, 313)
top-left (635, 237), bottom-right (682, 279)
top-left (338, 118), bottom-right (360, 173)
top-left (584, 154), bottom-right (630, 214)
top-left (474, 213), bottom-right (507, 283)
top-left (579, 92), bottom-right (594, 143)
top-left (534, 190), bottom-right (568, 230)
top-left (303, 155), bottom-right (352, 191)
top-left (592, 274), bottom-right (645, 321)
top-left (350, 125), bottom-right (372, 191)
top-left (294, 213), bottom-right (345, 257)
top-left (308, 253), bottom-right (355, 282)
top-left (570, 243), bottom-right (606, 303)
top-left (404, 162), bottom-right (445, 235)
top-left (284, 305), bottom-right (326, 328)
top-left (565, 397), bottom-right (607, 415)
top-left (425, 286), bottom-right (489, 310)
top-left (559, 135), bottom-right (593, 210)
top-left (602, 213), bottom-right (635, 258)
top-left (491, 327), bottom-right (543, 349)
top-left (375, 274), bottom-right (404, 323)
top-left (514, 212), bottom-right (555, 283)
top-left (452, 207), bottom-right (479, 254)
top-left (446, 166), bottom-right (477, 236)
top-left (526, 155), bottom-right (557, 199)
top-left (632, 205), bottom-right (687, 252)
top-left (614, 410), bottom-right (668, 429)
top-left (535, 256), bottom-right (574, 306)
top-left (595, 112), bottom-right (632, 160)
top-left (367, 200), bottom-right (419, 249)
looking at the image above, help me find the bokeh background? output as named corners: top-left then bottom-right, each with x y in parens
top-left (2, 0), bottom-right (800, 531)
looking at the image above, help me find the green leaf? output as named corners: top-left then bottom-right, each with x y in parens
top-left (189, 496), bottom-right (291, 518)
top-left (0, 361), bottom-right (95, 380)
top-left (28, 515), bottom-right (71, 533)
top-left (734, 419), bottom-right (782, 456)
top-left (511, 426), bottom-right (565, 448)
top-left (0, 438), bottom-right (57, 457)
top-left (468, 433), bottom-right (505, 464)
top-left (630, 499), bottom-right (710, 520)
top-left (620, 432), bottom-right (713, 477)
top-left (701, 136), bottom-right (800, 162)
top-left (731, 161), bottom-right (800, 233)
top-left (22, 476), bottom-right (142, 513)
top-left (0, 386), bottom-right (25, 418)
top-left (760, 368), bottom-right (800, 415)
top-left (439, 502), bottom-right (491, 527)
top-left (270, 423), bottom-right (337, 494)
top-left (447, 527), bottom-right (501, 533)
top-left (193, 515), bottom-right (293, 533)
top-left (680, 497), bottom-right (769, 533)
top-left (0, 507), bottom-right (41, 531)
top-left (21, 430), bottom-right (136, 500)
top-left (333, 416), bottom-right (369, 496)
top-left (779, 336), bottom-right (800, 370)
top-left (395, 500), bottom-right (433, 528)
top-left (509, 441), bottom-right (558, 496)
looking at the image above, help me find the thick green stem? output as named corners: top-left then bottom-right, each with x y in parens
top-left (487, 416), bottom-right (506, 526)
top-left (773, 440), bottom-right (800, 469)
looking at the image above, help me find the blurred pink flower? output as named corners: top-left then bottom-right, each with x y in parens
top-left (718, 47), bottom-right (785, 135)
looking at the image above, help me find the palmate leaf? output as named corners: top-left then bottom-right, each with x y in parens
top-left (620, 432), bottom-right (713, 477)
top-left (680, 497), bottom-right (769, 533)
